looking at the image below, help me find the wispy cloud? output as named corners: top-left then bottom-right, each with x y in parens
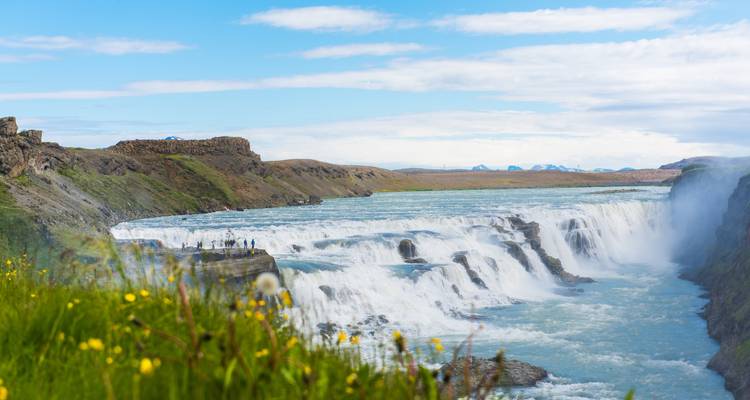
top-left (3, 22), bottom-right (749, 114)
top-left (0, 53), bottom-right (54, 63)
top-left (433, 7), bottom-right (694, 34)
top-left (241, 6), bottom-right (392, 32)
top-left (0, 36), bottom-right (189, 55)
top-left (301, 42), bottom-right (425, 59)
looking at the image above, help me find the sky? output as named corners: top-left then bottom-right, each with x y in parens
top-left (2, 0), bottom-right (750, 170)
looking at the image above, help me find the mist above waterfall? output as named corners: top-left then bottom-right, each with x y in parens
top-left (669, 162), bottom-right (750, 268)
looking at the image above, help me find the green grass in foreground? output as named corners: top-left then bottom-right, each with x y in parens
top-left (0, 252), bottom-right (449, 400)
top-left (0, 251), bottom-right (638, 400)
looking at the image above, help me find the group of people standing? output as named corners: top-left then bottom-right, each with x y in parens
top-left (180, 237), bottom-right (256, 256)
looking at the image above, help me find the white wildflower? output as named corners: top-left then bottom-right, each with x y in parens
top-left (255, 273), bottom-right (280, 297)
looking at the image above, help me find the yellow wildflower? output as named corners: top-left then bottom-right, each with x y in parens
top-left (254, 311), bottom-right (265, 321)
top-left (280, 290), bottom-right (293, 307)
top-left (337, 331), bottom-right (347, 345)
top-left (346, 373), bottom-right (358, 385)
top-left (79, 342), bottom-right (89, 351)
top-left (106, 357), bottom-right (114, 365)
top-left (73, 298), bottom-right (80, 304)
top-left (139, 289), bottom-right (150, 298)
top-left (124, 293), bottom-right (136, 302)
top-left (163, 297), bottom-right (172, 305)
top-left (67, 302), bottom-right (74, 310)
top-left (346, 387), bottom-right (354, 394)
top-left (113, 345), bottom-right (123, 355)
top-left (282, 313), bottom-right (290, 321)
top-left (87, 338), bottom-right (105, 351)
top-left (57, 332), bottom-right (65, 342)
top-left (430, 337), bottom-right (441, 345)
top-left (167, 274), bottom-right (175, 283)
top-left (248, 299), bottom-right (257, 308)
top-left (4, 259), bottom-right (10, 267)
top-left (30, 293), bottom-right (36, 298)
top-left (258, 300), bottom-right (266, 307)
top-left (350, 336), bottom-right (360, 345)
top-left (0, 386), bottom-right (7, 400)
top-left (139, 358), bottom-right (154, 375)
top-left (286, 336), bottom-right (298, 349)
top-left (255, 348), bottom-right (269, 358)
top-left (303, 365), bottom-right (312, 376)
top-left (435, 343), bottom-right (445, 353)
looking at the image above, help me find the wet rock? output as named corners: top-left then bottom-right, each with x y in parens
top-left (398, 239), bottom-right (417, 259)
top-left (439, 355), bottom-right (548, 394)
top-left (319, 285), bottom-right (336, 300)
top-left (308, 195), bottom-right (322, 205)
top-left (404, 257), bottom-right (428, 264)
top-left (452, 252), bottom-right (488, 289)
top-left (291, 244), bottom-right (305, 252)
top-left (451, 284), bottom-right (462, 298)
top-left (565, 218), bottom-right (595, 257)
top-left (502, 241), bottom-right (532, 272)
top-left (507, 216), bottom-right (593, 285)
top-left (317, 322), bottom-right (340, 341)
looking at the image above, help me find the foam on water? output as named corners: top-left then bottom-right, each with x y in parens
top-left (111, 186), bottom-right (730, 399)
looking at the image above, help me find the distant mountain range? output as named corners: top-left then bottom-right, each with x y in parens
top-left (403, 164), bottom-right (639, 173)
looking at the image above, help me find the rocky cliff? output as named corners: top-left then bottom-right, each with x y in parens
top-left (672, 166), bottom-right (750, 399)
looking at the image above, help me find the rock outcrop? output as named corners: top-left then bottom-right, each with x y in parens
top-left (439, 355), bottom-right (547, 395)
top-left (507, 216), bottom-right (593, 285)
top-left (564, 218), bottom-right (595, 257)
top-left (502, 241), bottom-right (532, 272)
top-left (398, 239), bottom-right (428, 263)
top-left (0, 117), bottom-right (44, 177)
top-left (452, 252), bottom-right (488, 289)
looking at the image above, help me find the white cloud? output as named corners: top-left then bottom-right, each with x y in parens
top-left (0, 53), bottom-right (53, 63)
top-left (433, 7), bottom-right (694, 34)
top-left (301, 42), bottom-right (425, 59)
top-left (241, 6), bottom-right (391, 32)
top-left (0, 36), bottom-right (188, 55)
top-left (3, 22), bottom-right (750, 114)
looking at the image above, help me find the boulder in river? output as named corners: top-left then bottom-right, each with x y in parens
top-left (398, 239), bottom-right (429, 263)
top-left (439, 355), bottom-right (548, 395)
top-left (398, 239), bottom-right (417, 259)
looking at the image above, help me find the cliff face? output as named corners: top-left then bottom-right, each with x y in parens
top-left (672, 167), bottom-right (750, 399)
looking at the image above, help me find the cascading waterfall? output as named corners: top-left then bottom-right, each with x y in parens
top-left (112, 194), bottom-right (672, 338)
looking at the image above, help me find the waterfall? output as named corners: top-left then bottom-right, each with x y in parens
top-left (112, 196), bottom-right (671, 338)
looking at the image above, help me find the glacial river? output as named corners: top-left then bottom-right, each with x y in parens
top-left (112, 187), bottom-right (730, 399)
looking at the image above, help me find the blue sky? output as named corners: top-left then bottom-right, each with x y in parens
top-left (2, 0), bottom-right (750, 169)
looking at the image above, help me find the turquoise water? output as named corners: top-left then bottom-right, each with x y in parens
top-left (113, 186), bottom-right (731, 399)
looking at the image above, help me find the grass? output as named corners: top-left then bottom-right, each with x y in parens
top-left (165, 155), bottom-right (238, 206)
top-left (0, 249), bottom-right (456, 400)
top-left (0, 181), bottom-right (42, 256)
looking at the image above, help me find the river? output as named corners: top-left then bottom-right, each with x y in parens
top-left (112, 186), bottom-right (730, 399)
